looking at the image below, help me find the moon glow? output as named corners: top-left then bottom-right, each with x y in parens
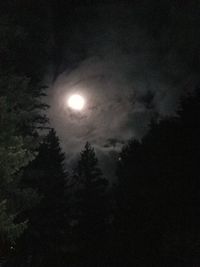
top-left (68, 94), bottom-right (85, 111)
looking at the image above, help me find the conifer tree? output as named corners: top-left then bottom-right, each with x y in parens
top-left (0, 2), bottom-right (49, 255)
top-left (13, 129), bottom-right (69, 267)
top-left (114, 90), bottom-right (200, 266)
top-left (73, 142), bottom-right (109, 267)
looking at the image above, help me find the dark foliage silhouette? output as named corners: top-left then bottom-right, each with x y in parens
top-left (9, 129), bottom-right (69, 267)
top-left (114, 90), bottom-right (200, 266)
top-left (72, 142), bottom-right (109, 267)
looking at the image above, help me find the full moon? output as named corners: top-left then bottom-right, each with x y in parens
top-left (68, 94), bottom-right (85, 111)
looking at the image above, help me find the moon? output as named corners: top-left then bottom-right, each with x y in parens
top-left (68, 94), bottom-right (85, 111)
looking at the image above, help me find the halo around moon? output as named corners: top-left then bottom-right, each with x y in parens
top-left (68, 94), bottom-right (85, 111)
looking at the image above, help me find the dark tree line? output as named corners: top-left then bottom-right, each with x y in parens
top-left (112, 91), bottom-right (200, 267)
top-left (2, 90), bottom-right (198, 267)
top-left (5, 132), bottom-right (110, 267)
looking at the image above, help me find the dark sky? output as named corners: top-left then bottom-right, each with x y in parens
top-left (46, 0), bottom-right (200, 175)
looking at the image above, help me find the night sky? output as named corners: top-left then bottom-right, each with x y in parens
top-left (47, 0), bottom-right (200, 174)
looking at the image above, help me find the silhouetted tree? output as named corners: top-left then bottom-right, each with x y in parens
top-left (9, 129), bottom-right (69, 267)
top-left (114, 90), bottom-right (200, 266)
top-left (73, 142), bottom-right (109, 267)
top-left (0, 2), bottom-right (49, 259)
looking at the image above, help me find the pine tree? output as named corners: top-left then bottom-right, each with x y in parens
top-left (0, 2), bottom-right (49, 258)
top-left (114, 90), bottom-right (200, 266)
top-left (13, 129), bottom-right (69, 267)
top-left (73, 142), bottom-right (109, 267)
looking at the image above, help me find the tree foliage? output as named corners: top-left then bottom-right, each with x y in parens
top-left (0, 1), bottom-right (49, 252)
top-left (72, 142), bottom-right (109, 267)
top-left (10, 129), bottom-right (69, 267)
top-left (114, 90), bottom-right (200, 266)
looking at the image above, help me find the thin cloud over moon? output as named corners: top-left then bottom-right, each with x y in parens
top-left (47, 1), bottom-right (200, 173)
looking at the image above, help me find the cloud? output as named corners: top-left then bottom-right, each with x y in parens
top-left (47, 1), bottom-right (200, 176)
